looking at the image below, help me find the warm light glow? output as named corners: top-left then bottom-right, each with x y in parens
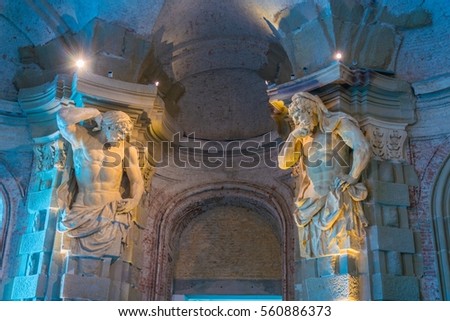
top-left (155, 81), bottom-right (159, 87)
top-left (67, 51), bottom-right (90, 71)
top-left (334, 52), bottom-right (343, 60)
top-left (75, 59), bottom-right (85, 69)
top-left (339, 248), bottom-right (360, 257)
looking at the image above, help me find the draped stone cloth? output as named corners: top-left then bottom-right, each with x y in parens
top-left (288, 94), bottom-right (369, 258)
top-left (60, 202), bottom-right (131, 257)
top-left (57, 171), bottom-right (130, 258)
top-left (295, 182), bottom-right (368, 258)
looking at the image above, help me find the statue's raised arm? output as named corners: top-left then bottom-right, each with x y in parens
top-left (56, 107), bottom-right (101, 145)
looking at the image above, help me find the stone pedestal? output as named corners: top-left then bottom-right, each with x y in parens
top-left (296, 253), bottom-right (361, 301)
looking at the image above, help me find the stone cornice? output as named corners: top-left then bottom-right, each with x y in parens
top-left (17, 72), bottom-right (160, 141)
top-left (412, 72), bottom-right (450, 96)
top-left (267, 61), bottom-right (360, 99)
top-left (268, 62), bottom-right (415, 125)
top-left (76, 71), bottom-right (157, 111)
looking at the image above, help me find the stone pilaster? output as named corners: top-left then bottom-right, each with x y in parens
top-left (364, 160), bottom-right (420, 300)
top-left (6, 78), bottom-right (70, 300)
top-left (8, 135), bottom-right (68, 300)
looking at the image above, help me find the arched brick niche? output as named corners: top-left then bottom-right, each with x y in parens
top-left (173, 204), bottom-right (282, 296)
top-left (0, 184), bottom-right (8, 276)
top-left (141, 182), bottom-right (295, 300)
top-left (0, 161), bottom-right (25, 287)
top-left (431, 153), bottom-right (450, 300)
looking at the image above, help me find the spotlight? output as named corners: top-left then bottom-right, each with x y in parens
top-left (334, 52), bottom-right (343, 61)
top-left (75, 59), bottom-right (85, 69)
top-left (155, 81), bottom-right (159, 87)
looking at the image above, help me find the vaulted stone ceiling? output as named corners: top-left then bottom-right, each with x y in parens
top-left (1, 0), bottom-right (448, 140)
top-left (0, 0), bottom-right (163, 99)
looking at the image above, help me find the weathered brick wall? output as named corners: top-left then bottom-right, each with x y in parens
top-left (395, 0), bottom-right (450, 82)
top-left (407, 79), bottom-right (450, 300)
top-left (0, 152), bottom-right (33, 189)
top-left (0, 152), bottom-right (33, 288)
top-left (174, 205), bottom-right (282, 280)
top-left (408, 136), bottom-right (449, 300)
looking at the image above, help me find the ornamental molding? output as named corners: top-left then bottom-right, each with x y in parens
top-left (33, 137), bottom-right (68, 173)
top-left (76, 71), bottom-right (157, 111)
top-left (267, 61), bottom-right (411, 101)
top-left (360, 117), bottom-right (408, 162)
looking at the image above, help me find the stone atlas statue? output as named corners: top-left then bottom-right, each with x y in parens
top-left (278, 92), bottom-right (371, 258)
top-left (56, 106), bottom-right (144, 258)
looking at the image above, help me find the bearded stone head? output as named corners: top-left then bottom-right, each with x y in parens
top-left (289, 92), bottom-right (320, 136)
top-left (100, 111), bottom-right (133, 143)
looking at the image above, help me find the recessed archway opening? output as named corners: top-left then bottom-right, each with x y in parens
top-left (172, 204), bottom-right (283, 298)
top-left (147, 183), bottom-right (295, 301)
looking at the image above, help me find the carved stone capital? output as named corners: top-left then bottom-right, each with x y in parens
top-left (33, 134), bottom-right (68, 172)
top-left (360, 117), bottom-right (408, 162)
